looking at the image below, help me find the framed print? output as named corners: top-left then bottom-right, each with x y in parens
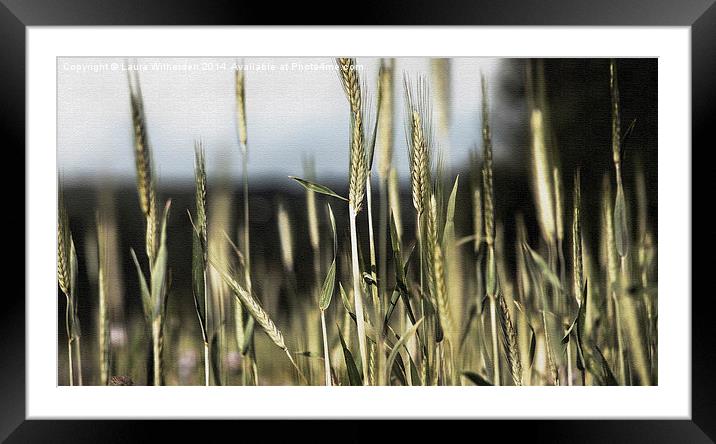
top-left (5, 0), bottom-right (710, 441)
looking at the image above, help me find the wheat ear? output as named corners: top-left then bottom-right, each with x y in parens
top-left (498, 292), bottom-right (522, 386)
top-left (404, 75), bottom-right (432, 217)
top-left (58, 192), bottom-right (79, 385)
top-left (211, 257), bottom-right (306, 383)
top-left (127, 71), bottom-right (158, 264)
top-left (427, 194), bottom-right (452, 345)
top-left (235, 64), bottom-right (248, 152)
top-left (338, 58), bottom-right (367, 213)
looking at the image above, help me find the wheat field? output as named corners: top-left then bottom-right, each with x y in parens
top-left (57, 57), bottom-right (657, 386)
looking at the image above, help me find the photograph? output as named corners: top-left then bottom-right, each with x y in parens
top-left (56, 56), bottom-right (657, 387)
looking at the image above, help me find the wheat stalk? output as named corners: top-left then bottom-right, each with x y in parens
top-left (609, 59), bottom-right (630, 262)
top-left (570, 170), bottom-right (587, 385)
top-left (127, 72), bottom-right (171, 386)
top-left (235, 63), bottom-right (258, 384)
top-left (606, 67), bottom-right (650, 384)
top-left (480, 74), bottom-right (501, 386)
top-left (404, 74), bottom-right (436, 381)
top-left (601, 176), bottom-right (626, 383)
top-left (337, 57), bottom-right (370, 383)
top-left (191, 142), bottom-right (210, 386)
top-left (58, 192), bottom-right (81, 385)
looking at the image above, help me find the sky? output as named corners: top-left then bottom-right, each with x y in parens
top-left (57, 57), bottom-right (521, 185)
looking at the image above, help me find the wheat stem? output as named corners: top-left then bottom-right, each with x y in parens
top-left (152, 317), bottom-right (162, 386)
top-left (489, 298), bottom-right (500, 385)
top-left (366, 175), bottom-right (386, 384)
top-left (348, 206), bottom-right (369, 384)
top-left (320, 310), bottom-right (332, 386)
top-left (67, 336), bottom-right (74, 386)
top-left (566, 341), bottom-right (574, 386)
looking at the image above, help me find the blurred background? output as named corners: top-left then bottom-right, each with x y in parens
top-left (57, 57), bottom-right (657, 385)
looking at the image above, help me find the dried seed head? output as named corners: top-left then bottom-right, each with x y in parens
top-left (410, 109), bottom-right (428, 214)
top-left (128, 71), bottom-right (158, 263)
top-left (57, 194), bottom-right (72, 298)
top-left (482, 147), bottom-right (495, 246)
top-left (428, 194), bottom-right (452, 342)
top-left (405, 75), bottom-right (432, 216)
top-left (337, 58), bottom-right (362, 114)
top-left (572, 170), bottom-right (584, 306)
top-left (348, 112), bottom-right (367, 212)
top-left (337, 58), bottom-right (367, 212)
top-left (480, 74), bottom-right (496, 247)
top-left (109, 375), bottom-right (134, 386)
top-left (212, 259), bottom-right (288, 352)
top-left (498, 292), bottom-right (522, 386)
top-left (529, 109), bottom-right (556, 244)
top-left (609, 59), bottom-right (621, 167)
top-left (194, 141), bottom-right (208, 257)
top-left (483, 135), bottom-right (497, 300)
top-left (145, 192), bottom-right (158, 264)
top-left (235, 64), bottom-right (248, 151)
top-left (128, 72), bottom-right (155, 219)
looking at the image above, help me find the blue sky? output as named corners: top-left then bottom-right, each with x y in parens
top-left (58, 57), bottom-right (522, 185)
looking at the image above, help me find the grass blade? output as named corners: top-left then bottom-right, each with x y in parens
top-left (289, 176), bottom-right (348, 202)
top-left (337, 325), bottom-right (363, 386)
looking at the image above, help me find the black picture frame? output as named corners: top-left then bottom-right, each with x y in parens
top-left (5, 0), bottom-right (709, 441)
